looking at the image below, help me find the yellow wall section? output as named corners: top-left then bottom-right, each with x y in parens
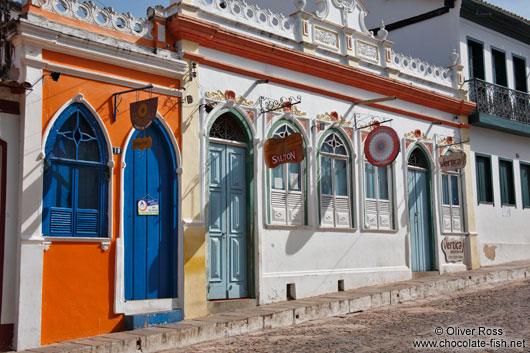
top-left (179, 40), bottom-right (208, 318)
top-left (461, 118), bottom-right (481, 269)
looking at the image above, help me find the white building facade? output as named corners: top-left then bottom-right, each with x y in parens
top-left (367, 0), bottom-right (530, 266)
top-left (168, 0), bottom-right (476, 307)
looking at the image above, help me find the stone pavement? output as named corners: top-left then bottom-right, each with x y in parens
top-left (167, 278), bottom-right (530, 353)
top-left (19, 261), bottom-right (530, 353)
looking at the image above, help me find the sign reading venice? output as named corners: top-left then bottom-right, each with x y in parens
top-left (439, 151), bottom-right (466, 172)
top-left (264, 133), bottom-right (304, 169)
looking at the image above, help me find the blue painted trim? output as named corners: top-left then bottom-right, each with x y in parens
top-left (124, 310), bottom-right (182, 330)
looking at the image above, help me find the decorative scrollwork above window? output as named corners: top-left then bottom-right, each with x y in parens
top-left (209, 113), bottom-right (246, 142)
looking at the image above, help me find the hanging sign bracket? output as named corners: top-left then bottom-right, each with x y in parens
top-left (112, 84), bottom-right (153, 122)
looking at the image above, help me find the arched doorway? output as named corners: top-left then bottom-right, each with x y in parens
top-left (207, 111), bottom-right (252, 300)
top-left (124, 119), bottom-right (178, 300)
top-left (407, 146), bottom-right (435, 272)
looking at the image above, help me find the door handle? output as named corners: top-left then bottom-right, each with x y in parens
top-left (221, 232), bottom-right (226, 238)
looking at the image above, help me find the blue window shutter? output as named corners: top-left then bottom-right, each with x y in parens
top-left (50, 208), bottom-right (73, 234)
top-left (76, 210), bottom-right (99, 235)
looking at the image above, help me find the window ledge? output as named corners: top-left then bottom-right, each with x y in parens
top-left (43, 236), bottom-right (111, 251)
top-left (477, 201), bottom-right (494, 206)
top-left (441, 232), bottom-right (469, 237)
top-left (360, 228), bottom-right (398, 234)
top-left (264, 224), bottom-right (312, 230)
top-left (501, 204), bottom-right (516, 208)
top-left (317, 227), bottom-right (357, 233)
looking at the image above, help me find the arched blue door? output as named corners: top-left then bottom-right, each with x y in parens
top-left (124, 120), bottom-right (178, 300)
top-left (407, 148), bottom-right (435, 272)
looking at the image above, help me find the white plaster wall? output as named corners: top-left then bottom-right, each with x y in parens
top-left (197, 47), bottom-right (467, 303)
top-left (459, 18), bottom-right (530, 89)
top-left (469, 127), bottom-right (530, 266)
top-left (0, 98), bottom-right (21, 325)
top-left (366, 0), bottom-right (462, 68)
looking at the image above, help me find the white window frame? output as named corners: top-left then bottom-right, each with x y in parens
top-left (363, 160), bottom-right (393, 230)
top-left (319, 133), bottom-right (352, 228)
top-left (441, 170), bottom-right (463, 234)
top-left (268, 124), bottom-right (305, 226)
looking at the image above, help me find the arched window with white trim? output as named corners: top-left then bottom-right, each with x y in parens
top-left (42, 103), bottom-right (109, 237)
top-left (319, 131), bottom-right (352, 228)
top-left (267, 122), bottom-right (305, 225)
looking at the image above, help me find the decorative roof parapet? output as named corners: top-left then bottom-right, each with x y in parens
top-left (391, 50), bottom-right (452, 86)
top-left (35, 0), bottom-right (154, 39)
top-left (191, 0), bottom-right (295, 39)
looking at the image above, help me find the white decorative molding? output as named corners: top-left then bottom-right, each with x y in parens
top-left (42, 0), bottom-right (153, 39)
top-left (42, 241), bottom-right (51, 251)
top-left (198, 0), bottom-right (295, 38)
top-left (357, 41), bottom-right (378, 62)
top-left (101, 240), bottom-right (111, 252)
top-left (332, 0), bottom-right (355, 12)
top-left (314, 0), bottom-right (330, 20)
top-left (314, 26), bottom-right (338, 49)
top-left (391, 50), bottom-right (452, 86)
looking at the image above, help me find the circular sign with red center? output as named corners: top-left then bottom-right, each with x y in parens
top-left (364, 126), bottom-right (400, 167)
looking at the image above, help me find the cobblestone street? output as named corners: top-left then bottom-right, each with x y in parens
top-left (164, 279), bottom-right (530, 353)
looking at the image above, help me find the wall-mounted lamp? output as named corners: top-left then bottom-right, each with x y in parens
top-left (31, 71), bottom-right (61, 87)
top-left (49, 72), bottom-right (61, 81)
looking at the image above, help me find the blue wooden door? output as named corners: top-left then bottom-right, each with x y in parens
top-left (208, 143), bottom-right (248, 300)
top-left (124, 122), bottom-right (178, 300)
top-left (408, 169), bottom-right (434, 271)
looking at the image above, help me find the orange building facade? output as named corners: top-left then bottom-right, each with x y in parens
top-left (3, 2), bottom-right (189, 350)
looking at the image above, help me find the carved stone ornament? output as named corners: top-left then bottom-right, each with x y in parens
top-left (376, 20), bottom-right (388, 40)
top-left (332, 0), bottom-right (355, 12)
top-left (294, 0), bottom-right (306, 11)
top-left (438, 136), bottom-right (454, 146)
top-left (205, 90), bottom-right (254, 106)
top-left (314, 27), bottom-right (338, 48)
top-left (405, 130), bottom-right (431, 142)
top-left (357, 41), bottom-right (378, 61)
top-left (317, 112), bottom-right (351, 126)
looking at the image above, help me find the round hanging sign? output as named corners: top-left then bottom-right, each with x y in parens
top-left (364, 126), bottom-right (400, 167)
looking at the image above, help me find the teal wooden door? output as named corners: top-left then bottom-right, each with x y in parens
top-left (408, 168), bottom-right (434, 272)
top-left (208, 143), bottom-right (248, 299)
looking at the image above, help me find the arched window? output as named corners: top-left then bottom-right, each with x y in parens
top-left (319, 132), bottom-right (352, 228)
top-left (268, 123), bottom-right (304, 225)
top-left (42, 103), bottom-right (109, 237)
top-left (441, 151), bottom-right (463, 233)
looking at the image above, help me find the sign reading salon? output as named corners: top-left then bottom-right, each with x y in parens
top-left (264, 133), bottom-right (304, 169)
